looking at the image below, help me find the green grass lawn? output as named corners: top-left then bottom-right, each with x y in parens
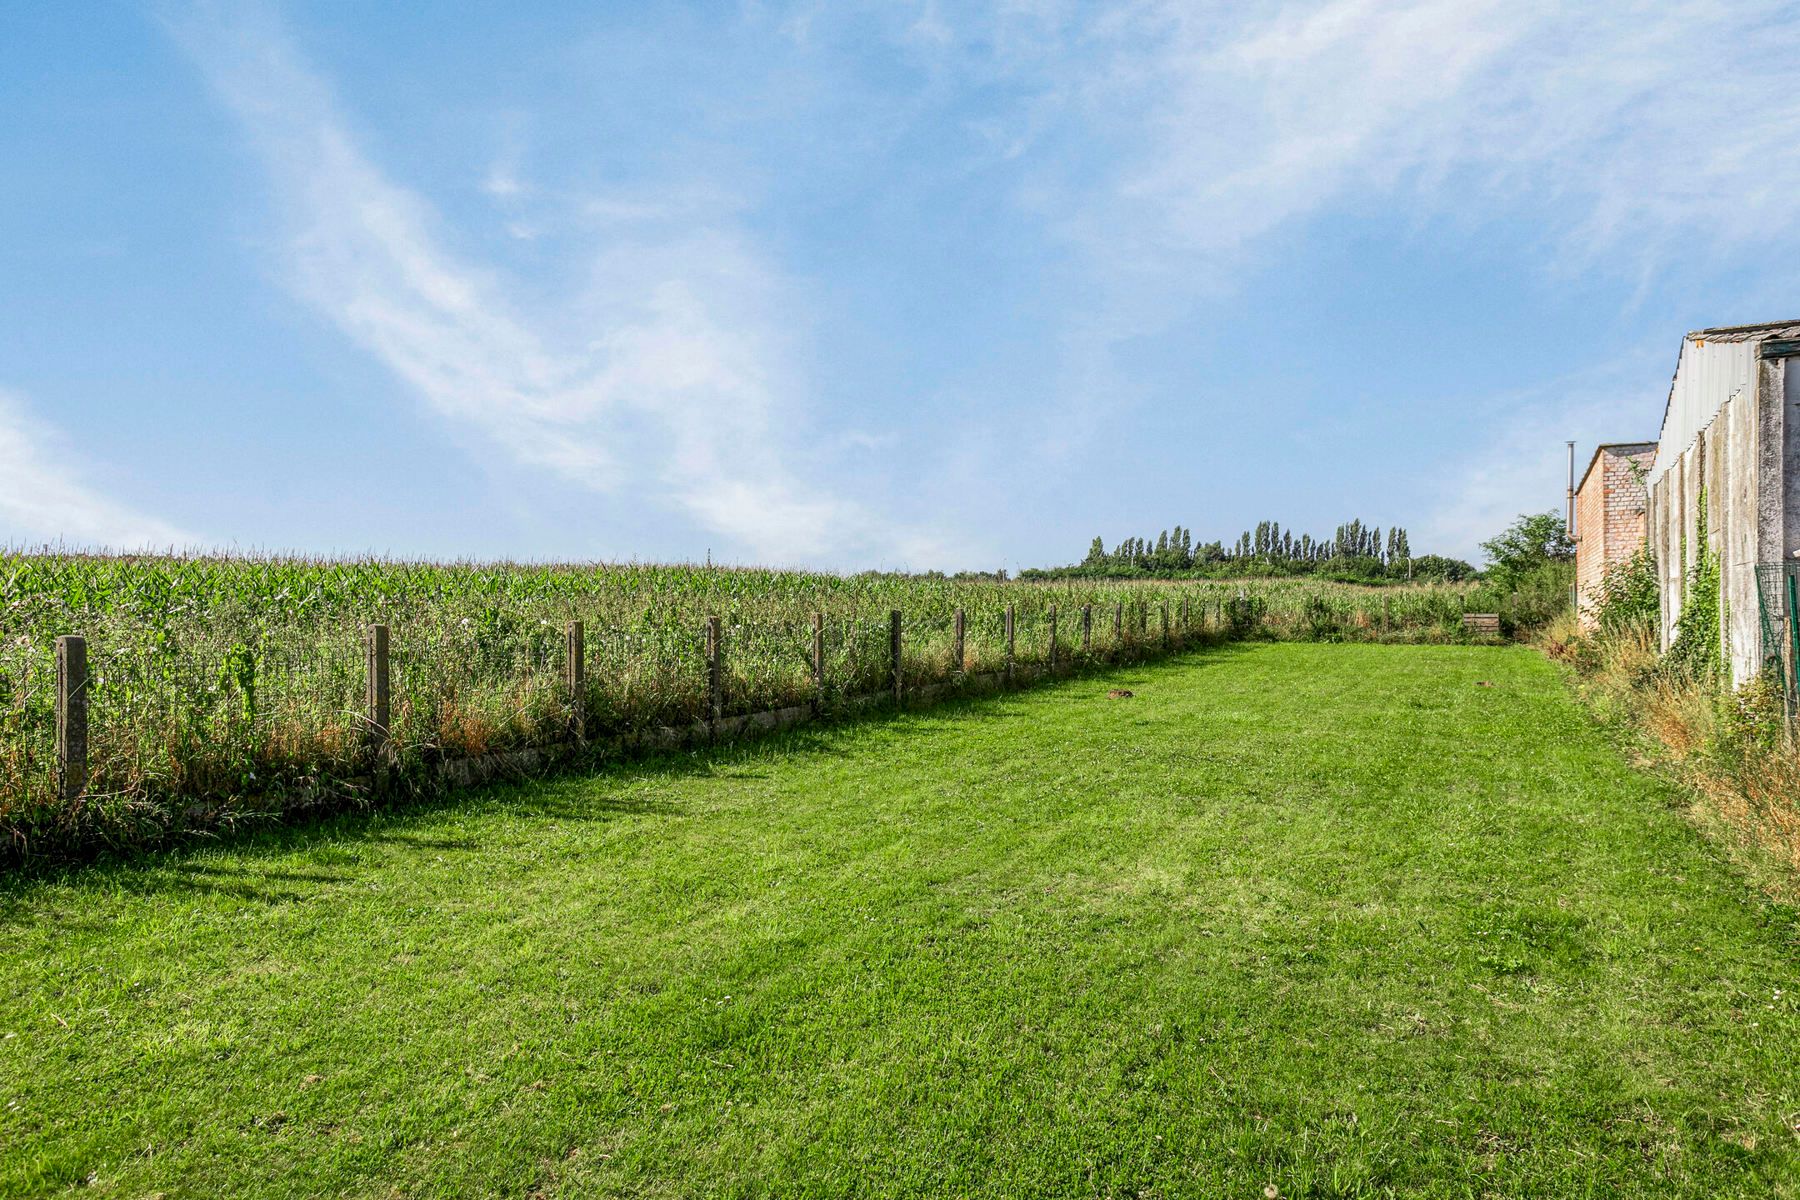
top-left (4, 643), bottom-right (1798, 1198)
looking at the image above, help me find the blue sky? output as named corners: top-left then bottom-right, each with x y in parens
top-left (4, 1), bottom-right (1798, 570)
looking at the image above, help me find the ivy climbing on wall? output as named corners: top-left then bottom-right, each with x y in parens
top-left (1668, 488), bottom-right (1723, 680)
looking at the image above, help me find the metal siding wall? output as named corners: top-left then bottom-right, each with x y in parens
top-left (1651, 335), bottom-right (1800, 681)
top-left (1649, 338), bottom-right (1760, 487)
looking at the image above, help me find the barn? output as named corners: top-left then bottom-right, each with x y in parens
top-left (1646, 320), bottom-right (1800, 686)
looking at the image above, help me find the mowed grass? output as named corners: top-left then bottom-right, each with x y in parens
top-left (3, 643), bottom-right (1798, 1198)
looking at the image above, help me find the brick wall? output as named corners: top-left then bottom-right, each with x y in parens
top-left (1575, 444), bottom-right (1654, 627)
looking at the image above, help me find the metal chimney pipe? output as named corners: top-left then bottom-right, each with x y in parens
top-left (1566, 440), bottom-right (1576, 540)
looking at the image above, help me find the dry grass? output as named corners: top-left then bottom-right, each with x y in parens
top-left (1544, 614), bottom-right (1800, 902)
top-left (1707, 753), bottom-right (1800, 880)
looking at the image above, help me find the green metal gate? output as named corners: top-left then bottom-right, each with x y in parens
top-left (1753, 562), bottom-right (1800, 708)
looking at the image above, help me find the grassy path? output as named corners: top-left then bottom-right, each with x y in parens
top-left (3, 644), bottom-right (1797, 1197)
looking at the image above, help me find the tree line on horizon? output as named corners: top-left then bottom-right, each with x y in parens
top-left (1022, 518), bottom-right (1475, 583)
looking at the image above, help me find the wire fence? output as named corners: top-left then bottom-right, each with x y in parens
top-left (3, 579), bottom-right (1495, 860)
top-left (2, 602), bottom-right (1214, 853)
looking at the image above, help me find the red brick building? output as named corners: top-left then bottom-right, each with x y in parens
top-left (1574, 442), bottom-right (1655, 627)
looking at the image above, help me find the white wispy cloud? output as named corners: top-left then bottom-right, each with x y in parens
top-left (482, 166), bottom-right (525, 201)
top-left (922, 0), bottom-right (1800, 534)
top-left (163, 1), bottom-right (1800, 564)
top-left (0, 389), bottom-right (194, 550)
top-left (985, 0), bottom-right (1800, 282)
top-left (173, 4), bottom-right (955, 567)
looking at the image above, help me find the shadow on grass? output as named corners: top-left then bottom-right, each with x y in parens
top-left (0, 644), bottom-right (1260, 911)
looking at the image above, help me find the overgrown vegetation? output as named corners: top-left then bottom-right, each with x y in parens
top-left (1462, 510), bottom-right (1576, 632)
top-left (1544, 517), bottom-right (1800, 897)
top-left (2, 553), bottom-right (1486, 862)
top-left (1667, 490), bottom-right (1723, 681)
top-left (6, 646), bottom-right (1796, 1196)
top-left (1591, 545), bottom-right (1659, 634)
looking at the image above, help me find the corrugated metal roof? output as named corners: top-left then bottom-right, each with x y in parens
top-left (1689, 319), bottom-right (1800, 341)
top-left (1649, 324), bottom-right (1796, 485)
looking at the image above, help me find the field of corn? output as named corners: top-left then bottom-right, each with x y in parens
top-left (1, 553), bottom-right (1480, 860)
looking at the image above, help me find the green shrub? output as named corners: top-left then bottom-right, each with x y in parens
top-left (1301, 595), bottom-right (1336, 641)
top-left (1467, 511), bottom-right (1576, 634)
top-left (1468, 558), bottom-right (1573, 633)
top-left (1593, 546), bottom-right (1659, 634)
top-left (1480, 512), bottom-right (1573, 592)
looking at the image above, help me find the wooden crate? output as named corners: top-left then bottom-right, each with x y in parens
top-left (1462, 612), bottom-right (1501, 635)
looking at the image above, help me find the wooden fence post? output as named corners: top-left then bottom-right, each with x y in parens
top-left (812, 611), bottom-right (825, 711)
top-left (953, 608), bottom-right (966, 674)
top-left (1161, 602), bottom-right (1170, 648)
top-left (1113, 602), bottom-right (1123, 647)
top-left (1048, 605), bottom-right (1059, 673)
top-left (890, 610), bottom-right (903, 708)
top-left (1004, 606), bottom-right (1016, 683)
top-left (706, 616), bottom-right (723, 724)
top-left (1081, 605), bottom-right (1092, 653)
top-left (1180, 597), bottom-right (1189, 639)
top-left (55, 635), bottom-right (88, 805)
top-left (566, 620), bottom-right (586, 743)
top-left (365, 624), bottom-right (390, 766)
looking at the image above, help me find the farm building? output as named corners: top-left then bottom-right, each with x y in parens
top-left (1647, 320), bottom-right (1800, 685)
top-left (1574, 442), bottom-right (1655, 628)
